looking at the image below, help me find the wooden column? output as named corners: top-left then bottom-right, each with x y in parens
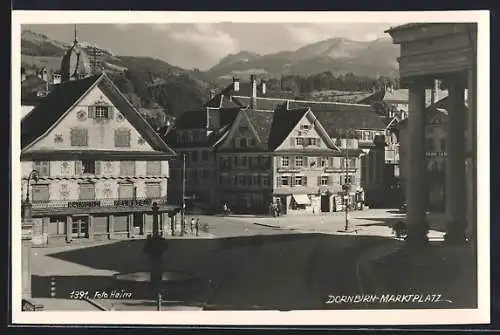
top-left (406, 81), bottom-right (428, 246)
top-left (445, 74), bottom-right (467, 245)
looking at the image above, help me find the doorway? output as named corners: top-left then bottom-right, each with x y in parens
top-left (72, 216), bottom-right (89, 238)
top-left (133, 213), bottom-right (144, 235)
top-left (320, 195), bottom-right (330, 212)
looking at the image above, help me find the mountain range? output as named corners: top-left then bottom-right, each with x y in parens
top-left (207, 37), bottom-right (399, 81)
top-left (20, 29), bottom-right (399, 120)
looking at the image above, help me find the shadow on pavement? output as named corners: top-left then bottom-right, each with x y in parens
top-left (40, 233), bottom-right (477, 310)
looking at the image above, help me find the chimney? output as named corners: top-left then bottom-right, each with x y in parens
top-left (260, 79), bottom-right (267, 95)
top-left (232, 77), bottom-right (240, 92)
top-left (250, 74), bottom-right (257, 110)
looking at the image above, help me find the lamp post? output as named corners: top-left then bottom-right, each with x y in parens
top-left (181, 153), bottom-right (186, 236)
top-left (143, 202), bottom-right (168, 311)
top-left (24, 170), bottom-right (39, 220)
top-left (343, 137), bottom-right (351, 232)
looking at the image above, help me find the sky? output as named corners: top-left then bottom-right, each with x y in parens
top-left (23, 23), bottom-right (396, 70)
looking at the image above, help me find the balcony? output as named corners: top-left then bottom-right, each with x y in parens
top-left (277, 167), bottom-right (302, 173)
top-left (28, 197), bottom-right (171, 212)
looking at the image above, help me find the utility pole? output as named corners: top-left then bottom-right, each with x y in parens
top-left (344, 133), bottom-right (350, 231)
top-left (181, 153), bottom-right (186, 236)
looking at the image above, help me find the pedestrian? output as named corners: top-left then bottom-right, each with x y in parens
top-left (190, 217), bottom-right (195, 234)
top-left (195, 218), bottom-right (200, 236)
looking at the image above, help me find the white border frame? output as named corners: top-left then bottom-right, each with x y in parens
top-left (11, 10), bottom-right (490, 326)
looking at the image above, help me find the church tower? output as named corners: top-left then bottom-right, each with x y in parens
top-left (60, 25), bottom-right (91, 82)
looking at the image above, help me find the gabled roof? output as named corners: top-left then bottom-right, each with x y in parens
top-left (286, 100), bottom-right (386, 135)
top-left (268, 107), bottom-right (309, 150)
top-left (242, 109), bottom-right (275, 149)
top-left (232, 96), bottom-right (288, 111)
top-left (21, 73), bottom-right (176, 155)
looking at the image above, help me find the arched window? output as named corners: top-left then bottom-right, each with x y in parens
top-left (240, 138), bottom-right (247, 148)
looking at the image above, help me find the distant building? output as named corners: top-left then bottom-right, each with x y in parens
top-left (166, 75), bottom-right (387, 214)
top-left (397, 95), bottom-right (467, 210)
top-left (21, 72), bottom-right (178, 244)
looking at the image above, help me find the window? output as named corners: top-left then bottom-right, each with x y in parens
top-left (295, 176), bottom-right (307, 186)
top-left (32, 184), bottom-right (49, 202)
top-left (320, 176), bottom-right (329, 186)
top-left (253, 175), bottom-right (259, 185)
top-left (321, 158), bottom-right (327, 168)
top-left (70, 128), bottom-right (88, 146)
top-left (281, 176), bottom-right (290, 186)
top-left (33, 161), bottom-right (50, 177)
top-left (118, 183), bottom-right (134, 199)
top-left (295, 156), bottom-right (303, 167)
top-left (239, 175), bottom-right (246, 185)
top-left (146, 161), bottom-right (162, 175)
top-left (79, 183), bottom-right (95, 200)
top-left (440, 138), bottom-right (447, 152)
top-left (115, 129), bottom-right (131, 148)
top-left (281, 156), bottom-right (289, 167)
top-left (146, 182), bottom-right (161, 198)
top-left (120, 161), bottom-right (136, 176)
top-left (191, 151), bottom-right (199, 162)
top-left (341, 175), bottom-right (354, 185)
top-left (300, 124), bottom-right (310, 131)
top-left (426, 138), bottom-right (435, 151)
top-left (95, 106), bottom-right (110, 119)
top-left (82, 160), bottom-right (96, 174)
top-left (296, 137), bottom-right (304, 146)
top-left (202, 151), bottom-right (209, 161)
top-left (307, 138), bottom-right (317, 146)
top-left (262, 175), bottom-right (269, 186)
top-left (187, 131), bottom-right (193, 143)
top-left (240, 138), bottom-right (247, 148)
top-left (349, 158), bottom-right (357, 169)
top-left (345, 139), bottom-right (355, 148)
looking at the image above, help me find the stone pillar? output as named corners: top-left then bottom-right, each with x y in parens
top-left (466, 67), bottom-right (477, 247)
top-left (108, 214), bottom-right (114, 240)
top-left (406, 81), bottom-right (428, 245)
top-left (127, 213), bottom-right (133, 238)
top-left (445, 75), bottom-right (467, 245)
top-left (66, 216), bottom-right (72, 243)
top-left (88, 215), bottom-right (94, 239)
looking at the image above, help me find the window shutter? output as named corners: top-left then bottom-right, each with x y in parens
top-left (351, 176), bottom-right (356, 185)
top-left (329, 157), bottom-right (334, 167)
top-left (303, 176), bottom-right (308, 186)
top-left (328, 176), bottom-right (334, 186)
top-left (316, 157), bottom-right (321, 167)
top-left (340, 176), bottom-right (344, 185)
top-left (316, 137), bottom-right (320, 146)
top-left (290, 137), bottom-right (295, 147)
top-left (289, 176), bottom-right (294, 187)
top-left (303, 156), bottom-right (308, 167)
top-left (88, 105), bottom-right (95, 119)
top-left (75, 161), bottom-right (83, 175)
top-left (317, 176), bottom-right (321, 186)
top-left (276, 177), bottom-right (281, 187)
top-left (108, 107), bottom-right (114, 119)
top-left (95, 161), bottom-right (101, 175)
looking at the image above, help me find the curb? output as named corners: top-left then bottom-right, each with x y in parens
top-left (252, 222), bottom-right (282, 229)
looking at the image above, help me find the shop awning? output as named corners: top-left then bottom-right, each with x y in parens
top-left (292, 194), bottom-right (311, 205)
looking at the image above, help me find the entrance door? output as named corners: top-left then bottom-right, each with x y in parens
top-left (133, 213), bottom-right (144, 235)
top-left (72, 216), bottom-right (89, 238)
top-left (320, 195), bottom-right (330, 212)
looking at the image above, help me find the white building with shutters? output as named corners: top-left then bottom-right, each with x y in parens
top-left (20, 72), bottom-right (179, 244)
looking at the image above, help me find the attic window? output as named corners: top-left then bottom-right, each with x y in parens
top-left (300, 124), bottom-right (310, 131)
top-left (89, 105), bottom-right (113, 120)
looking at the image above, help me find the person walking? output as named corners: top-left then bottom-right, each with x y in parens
top-left (195, 218), bottom-right (200, 236)
top-left (190, 218), bottom-right (195, 234)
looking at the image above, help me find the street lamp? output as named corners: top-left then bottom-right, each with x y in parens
top-left (24, 170), bottom-right (39, 220)
top-left (143, 202), bottom-right (168, 311)
top-left (181, 152), bottom-right (187, 236)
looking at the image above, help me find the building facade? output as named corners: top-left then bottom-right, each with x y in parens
top-left (21, 72), bottom-right (178, 244)
top-left (167, 75), bottom-right (386, 215)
